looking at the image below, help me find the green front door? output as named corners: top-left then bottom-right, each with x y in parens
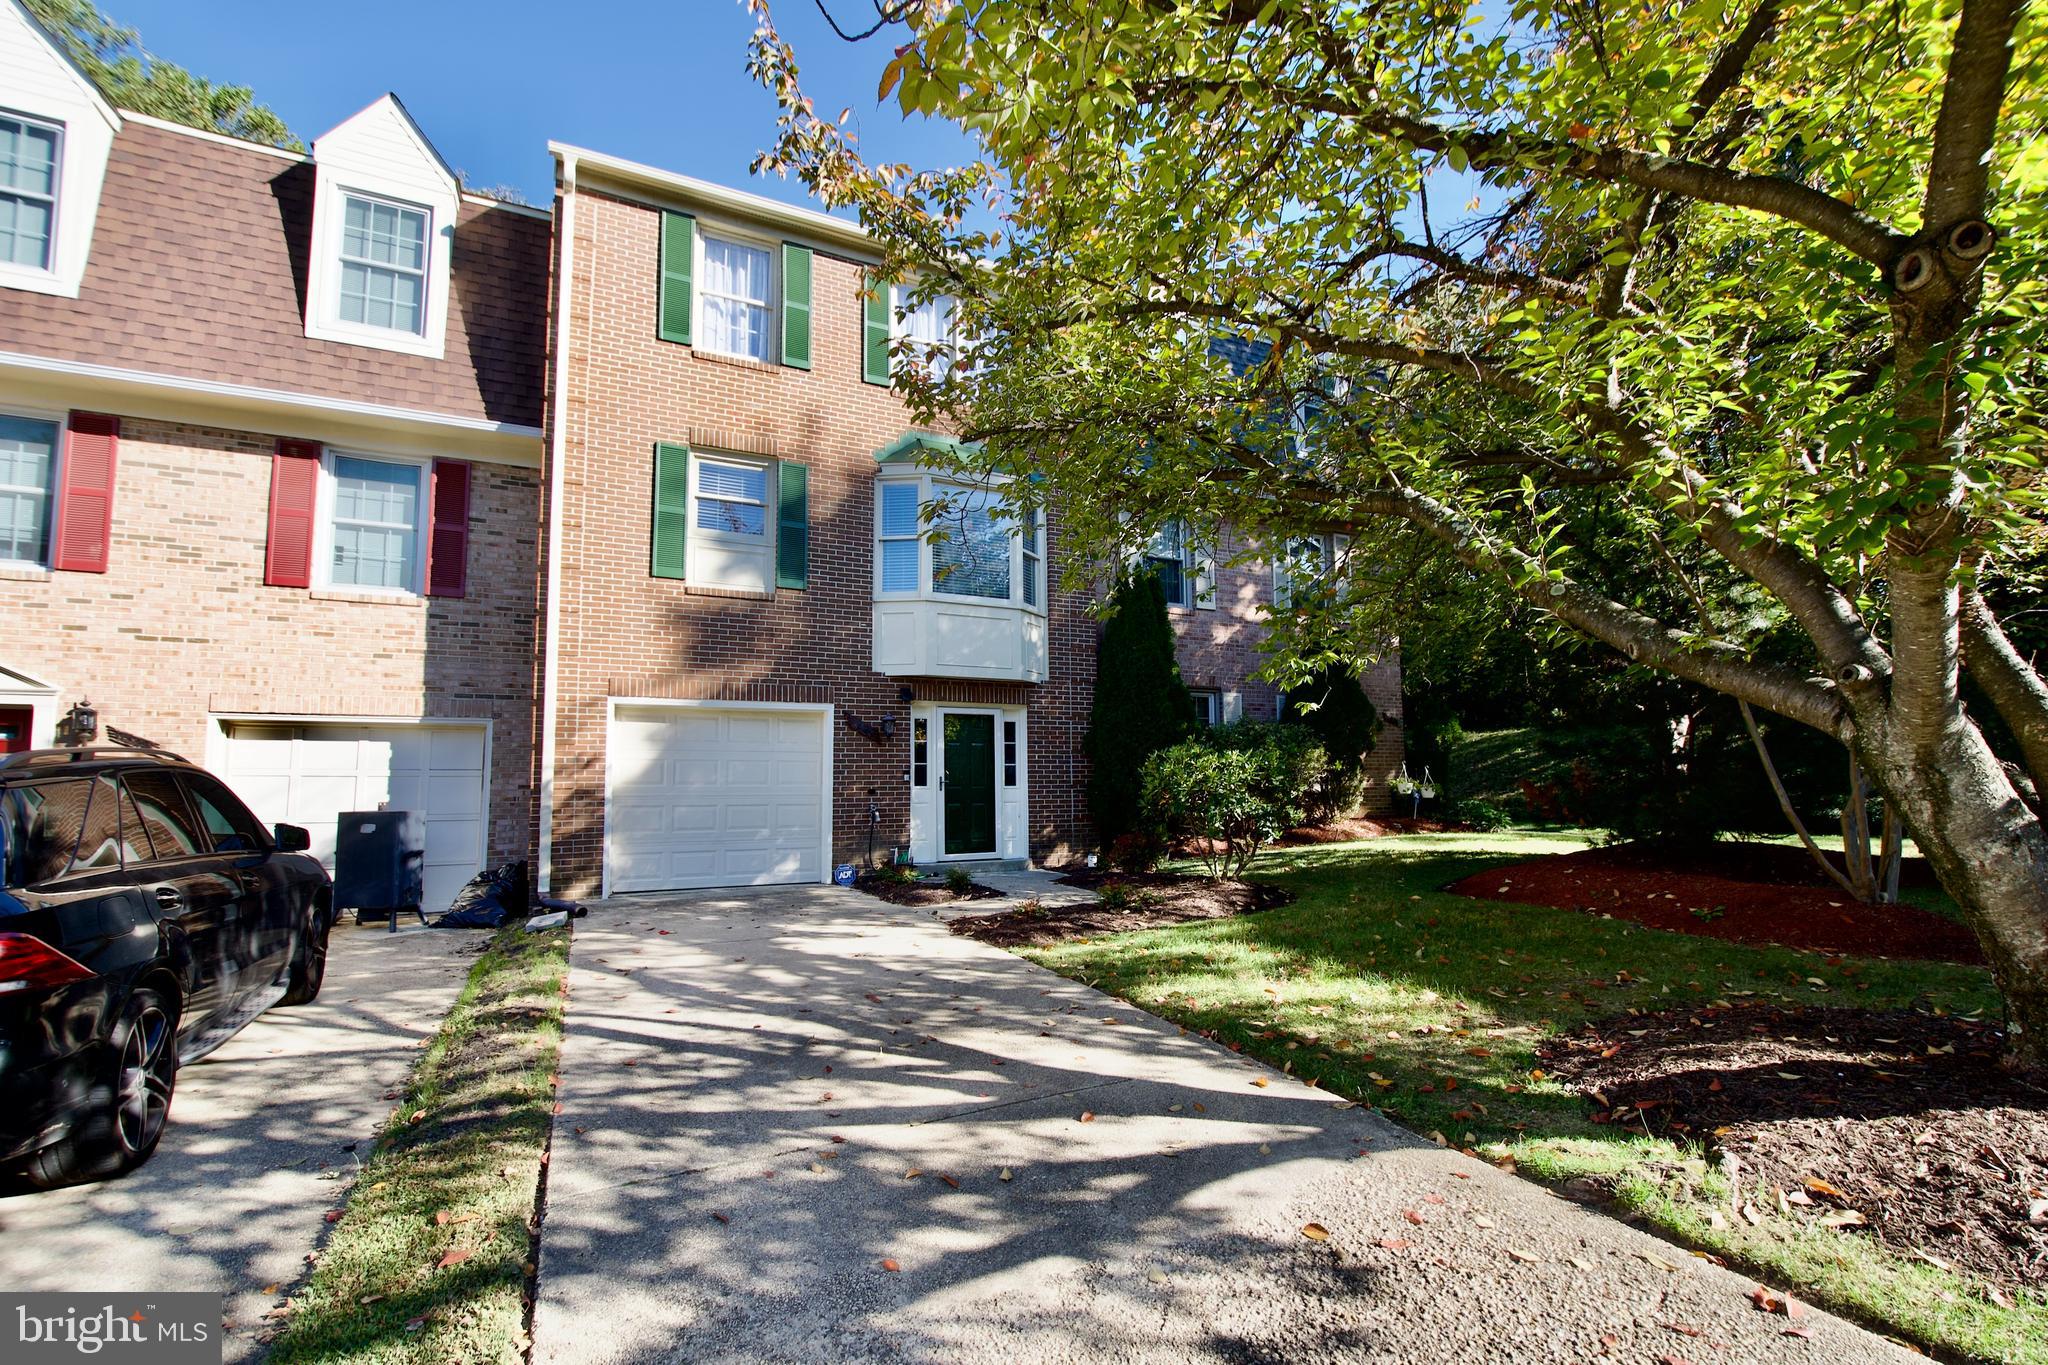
top-left (942, 713), bottom-right (997, 856)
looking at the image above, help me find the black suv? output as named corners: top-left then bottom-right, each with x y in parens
top-left (0, 749), bottom-right (332, 1187)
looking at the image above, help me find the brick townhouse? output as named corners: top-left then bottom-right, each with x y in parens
top-left (0, 0), bottom-right (548, 910)
top-left (2, 0), bottom-right (1400, 907)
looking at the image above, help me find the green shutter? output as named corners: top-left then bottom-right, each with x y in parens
top-left (652, 443), bottom-right (689, 580)
top-left (658, 212), bottom-right (694, 345)
top-left (781, 243), bottom-right (813, 369)
top-left (862, 277), bottom-right (891, 385)
top-left (776, 460), bottom-right (809, 590)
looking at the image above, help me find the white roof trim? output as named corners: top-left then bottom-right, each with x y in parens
top-left (550, 142), bottom-right (875, 259)
top-left (316, 92), bottom-right (459, 192)
top-left (118, 110), bottom-right (303, 162)
top-left (6, 0), bottom-right (121, 130)
top-left (0, 661), bottom-right (58, 693)
top-left (0, 348), bottom-right (543, 445)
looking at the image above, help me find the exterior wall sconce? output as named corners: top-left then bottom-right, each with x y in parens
top-left (62, 698), bottom-right (99, 746)
top-left (846, 713), bottom-right (897, 743)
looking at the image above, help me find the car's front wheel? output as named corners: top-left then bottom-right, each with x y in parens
top-left (279, 902), bottom-right (328, 1007)
top-left (22, 984), bottom-right (179, 1189)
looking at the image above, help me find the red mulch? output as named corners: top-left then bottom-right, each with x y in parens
top-left (1448, 842), bottom-right (1982, 964)
top-left (1539, 1003), bottom-right (2048, 1288)
top-left (1277, 815), bottom-right (1463, 845)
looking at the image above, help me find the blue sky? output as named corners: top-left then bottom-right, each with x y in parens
top-left (103, 0), bottom-right (975, 211)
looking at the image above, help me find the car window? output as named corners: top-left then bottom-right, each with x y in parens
top-left (69, 777), bottom-right (124, 872)
top-left (0, 780), bottom-right (93, 889)
top-left (123, 772), bottom-right (207, 861)
top-left (182, 774), bottom-right (268, 854)
top-left (115, 785), bottom-right (152, 864)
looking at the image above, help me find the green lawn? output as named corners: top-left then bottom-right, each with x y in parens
top-left (1026, 832), bottom-right (2042, 1365)
top-left (269, 924), bottom-right (571, 1365)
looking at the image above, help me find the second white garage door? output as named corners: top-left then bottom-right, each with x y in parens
top-left (219, 722), bottom-right (488, 914)
top-left (607, 704), bottom-right (828, 893)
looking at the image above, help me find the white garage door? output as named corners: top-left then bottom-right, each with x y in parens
top-left (608, 705), bottom-right (826, 892)
top-left (220, 723), bottom-right (488, 913)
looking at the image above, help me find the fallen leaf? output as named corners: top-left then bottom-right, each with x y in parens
top-left (1250, 1077), bottom-right (1270, 1088)
top-left (435, 1249), bottom-right (472, 1270)
top-left (1376, 1237), bottom-right (1412, 1250)
top-left (433, 1210), bottom-right (451, 1227)
top-left (1301, 1222), bottom-right (1331, 1241)
top-left (999, 1168), bottom-right (1014, 1182)
top-left (937, 1174), bottom-right (960, 1189)
top-left (323, 1211), bottom-right (342, 1224)
top-left (1506, 1247), bottom-right (1539, 1262)
top-left (1473, 1215), bottom-right (1496, 1229)
top-left (711, 1212), bottom-right (730, 1224)
top-left (1403, 1208), bottom-right (1426, 1225)
top-left (1804, 1177), bottom-right (1847, 1199)
top-left (1078, 1111), bottom-right (1096, 1123)
top-left (880, 1258), bottom-right (901, 1273)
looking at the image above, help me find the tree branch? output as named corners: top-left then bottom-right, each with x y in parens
top-left (1962, 586), bottom-right (2048, 790)
top-left (1921, 0), bottom-right (2026, 231)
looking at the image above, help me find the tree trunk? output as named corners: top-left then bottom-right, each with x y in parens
top-left (1855, 708), bottom-right (2048, 1070)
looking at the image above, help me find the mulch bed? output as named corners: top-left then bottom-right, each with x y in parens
top-left (853, 871), bottom-right (1004, 907)
top-left (1447, 841), bottom-right (1982, 964)
top-left (1539, 1003), bottom-right (2048, 1289)
top-left (1277, 815), bottom-right (1462, 845)
top-left (947, 868), bottom-right (1293, 947)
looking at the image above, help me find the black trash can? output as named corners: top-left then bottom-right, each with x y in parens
top-left (335, 810), bottom-right (427, 931)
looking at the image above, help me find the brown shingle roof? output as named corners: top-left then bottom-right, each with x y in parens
top-left (0, 119), bottom-right (549, 429)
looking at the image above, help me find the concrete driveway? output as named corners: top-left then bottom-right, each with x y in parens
top-left (0, 919), bottom-right (476, 1360)
top-left (532, 887), bottom-right (1911, 1365)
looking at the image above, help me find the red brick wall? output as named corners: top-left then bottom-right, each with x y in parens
top-left (1168, 527), bottom-right (1407, 814)
top-left (0, 415), bottom-right (540, 862)
top-left (543, 184), bottom-right (1095, 896)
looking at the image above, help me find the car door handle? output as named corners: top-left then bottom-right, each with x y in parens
top-left (154, 887), bottom-right (183, 911)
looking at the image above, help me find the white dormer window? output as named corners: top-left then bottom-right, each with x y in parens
top-left (303, 95), bottom-right (459, 359)
top-left (338, 193), bottom-right (429, 335)
top-left (0, 113), bottom-right (60, 271)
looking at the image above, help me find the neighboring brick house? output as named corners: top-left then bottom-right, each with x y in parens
top-left (0, 0), bottom-right (548, 909)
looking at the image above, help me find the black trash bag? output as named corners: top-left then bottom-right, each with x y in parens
top-left (433, 860), bottom-right (530, 929)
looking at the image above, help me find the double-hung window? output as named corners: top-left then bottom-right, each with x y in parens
top-left (0, 113), bottom-right (60, 272)
top-left (694, 459), bottom-right (768, 538)
top-left (1021, 508), bottom-right (1042, 608)
top-left (877, 482), bottom-right (921, 593)
top-left (1143, 522), bottom-right (1196, 607)
top-left (0, 413), bottom-right (58, 566)
top-left (329, 455), bottom-right (423, 591)
top-left (890, 285), bottom-right (957, 379)
top-left (699, 233), bottom-right (773, 362)
top-left (338, 193), bottom-right (429, 335)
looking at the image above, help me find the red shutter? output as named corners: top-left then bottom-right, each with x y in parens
top-left (265, 439), bottom-right (322, 588)
top-left (425, 459), bottom-right (471, 598)
top-left (51, 412), bottom-right (119, 574)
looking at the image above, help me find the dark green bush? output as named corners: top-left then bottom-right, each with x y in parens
top-left (1084, 574), bottom-right (1199, 846)
top-left (1141, 721), bottom-right (1327, 878)
top-left (1282, 664), bottom-right (1380, 821)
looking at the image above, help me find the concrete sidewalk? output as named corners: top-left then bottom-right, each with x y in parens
top-left (0, 921), bottom-right (477, 1360)
top-left (532, 887), bottom-right (1910, 1365)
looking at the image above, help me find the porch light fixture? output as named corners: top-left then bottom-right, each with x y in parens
top-left (846, 713), bottom-right (899, 743)
top-left (63, 698), bottom-right (99, 746)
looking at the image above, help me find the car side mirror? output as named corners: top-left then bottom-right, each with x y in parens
top-left (273, 823), bottom-right (312, 853)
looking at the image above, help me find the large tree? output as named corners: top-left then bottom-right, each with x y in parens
top-left (27, 0), bottom-right (298, 149)
top-left (747, 0), bottom-right (2048, 1062)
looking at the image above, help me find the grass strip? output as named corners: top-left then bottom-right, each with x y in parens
top-left (268, 924), bottom-right (571, 1365)
top-left (1025, 832), bottom-right (2040, 1364)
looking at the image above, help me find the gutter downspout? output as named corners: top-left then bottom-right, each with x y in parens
top-left (536, 149), bottom-right (576, 894)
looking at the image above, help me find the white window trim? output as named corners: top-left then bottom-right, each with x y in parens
top-left (694, 223), bottom-right (778, 364)
top-left (0, 109), bottom-right (62, 285)
top-left (332, 189), bottom-right (431, 338)
top-left (305, 180), bottom-right (453, 360)
top-left (688, 453), bottom-right (773, 548)
top-left (312, 447), bottom-right (431, 598)
top-left (873, 470), bottom-right (1043, 614)
top-left (0, 403), bottom-right (64, 571)
top-left (1191, 689), bottom-right (1222, 727)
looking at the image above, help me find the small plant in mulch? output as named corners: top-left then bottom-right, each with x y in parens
top-left (950, 867), bottom-right (1292, 947)
top-left (1539, 1002), bottom-right (2048, 1291)
top-left (853, 866), bottom-right (1002, 907)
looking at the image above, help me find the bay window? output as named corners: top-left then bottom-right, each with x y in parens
top-left (873, 475), bottom-right (1041, 611)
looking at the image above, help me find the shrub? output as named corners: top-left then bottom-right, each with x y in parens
top-left (1084, 573), bottom-right (1199, 845)
top-left (1142, 733), bottom-right (1313, 879)
top-left (1282, 664), bottom-right (1380, 821)
top-left (1097, 881), bottom-right (1132, 909)
top-left (1107, 829), bottom-right (1164, 874)
top-left (1450, 798), bottom-right (1513, 831)
top-left (1211, 720), bottom-right (1330, 822)
top-left (944, 867), bottom-right (975, 895)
